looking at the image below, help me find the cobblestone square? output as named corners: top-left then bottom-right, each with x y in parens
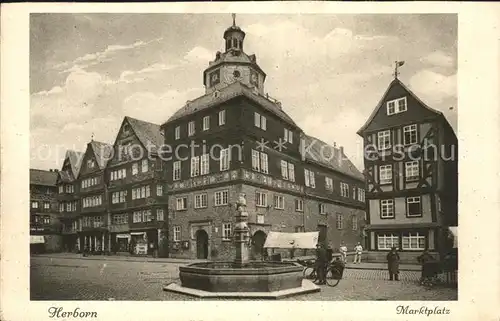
top-left (30, 256), bottom-right (457, 301)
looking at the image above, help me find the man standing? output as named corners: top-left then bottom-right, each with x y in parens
top-left (386, 247), bottom-right (400, 281)
top-left (354, 242), bottom-right (363, 264)
top-left (340, 242), bottom-right (348, 263)
top-left (314, 243), bottom-right (327, 285)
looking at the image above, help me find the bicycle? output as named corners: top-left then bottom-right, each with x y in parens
top-left (298, 259), bottom-right (344, 287)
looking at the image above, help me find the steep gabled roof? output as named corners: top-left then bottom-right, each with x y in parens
top-left (125, 116), bottom-right (163, 154)
top-left (65, 150), bottom-right (84, 179)
top-left (357, 78), bottom-right (447, 135)
top-left (90, 140), bottom-right (113, 169)
top-left (165, 81), bottom-right (297, 127)
top-left (30, 169), bottom-right (57, 186)
top-left (301, 134), bottom-right (364, 181)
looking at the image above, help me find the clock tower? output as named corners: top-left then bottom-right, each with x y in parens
top-left (203, 14), bottom-right (267, 95)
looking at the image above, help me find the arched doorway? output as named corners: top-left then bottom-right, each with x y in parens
top-left (195, 229), bottom-right (209, 259)
top-left (252, 230), bottom-right (267, 260)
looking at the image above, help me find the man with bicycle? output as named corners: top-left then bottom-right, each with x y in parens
top-left (314, 243), bottom-right (327, 285)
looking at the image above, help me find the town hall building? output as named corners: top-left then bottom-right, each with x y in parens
top-left (160, 16), bottom-right (367, 260)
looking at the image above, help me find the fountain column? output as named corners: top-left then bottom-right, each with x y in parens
top-left (234, 192), bottom-right (250, 267)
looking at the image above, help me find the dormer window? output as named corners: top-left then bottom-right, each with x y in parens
top-left (387, 97), bottom-right (407, 115)
top-left (123, 123), bottom-right (130, 135)
top-left (87, 160), bottom-right (95, 169)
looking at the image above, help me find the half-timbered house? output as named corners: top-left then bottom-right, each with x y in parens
top-left (76, 140), bottom-right (113, 254)
top-left (357, 77), bottom-right (458, 263)
top-left (106, 116), bottom-right (168, 256)
top-left (30, 169), bottom-right (61, 253)
top-left (56, 150), bottom-right (83, 252)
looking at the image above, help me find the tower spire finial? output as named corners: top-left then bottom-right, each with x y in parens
top-left (232, 13), bottom-right (236, 27)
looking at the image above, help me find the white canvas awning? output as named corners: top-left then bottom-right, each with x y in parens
top-left (264, 231), bottom-right (319, 249)
top-left (449, 227), bottom-right (458, 248)
top-left (30, 235), bottom-right (45, 244)
top-left (130, 232), bottom-right (145, 236)
top-left (116, 234), bottom-right (130, 239)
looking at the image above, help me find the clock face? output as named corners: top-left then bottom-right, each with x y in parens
top-left (250, 71), bottom-right (259, 87)
top-left (209, 69), bottom-right (220, 87)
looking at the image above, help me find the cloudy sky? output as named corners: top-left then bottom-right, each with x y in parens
top-left (30, 13), bottom-right (457, 171)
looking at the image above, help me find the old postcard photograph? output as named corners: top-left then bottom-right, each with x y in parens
top-left (1, 2), bottom-right (499, 321)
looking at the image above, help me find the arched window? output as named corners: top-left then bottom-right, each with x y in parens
top-left (226, 39), bottom-right (231, 51)
top-left (238, 40), bottom-right (243, 50)
top-left (232, 38), bottom-right (238, 49)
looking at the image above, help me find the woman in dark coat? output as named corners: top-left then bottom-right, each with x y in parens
top-left (386, 247), bottom-right (400, 281)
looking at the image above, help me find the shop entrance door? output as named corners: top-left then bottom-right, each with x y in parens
top-left (196, 229), bottom-right (209, 259)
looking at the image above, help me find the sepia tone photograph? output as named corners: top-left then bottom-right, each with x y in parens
top-left (27, 12), bottom-right (459, 302)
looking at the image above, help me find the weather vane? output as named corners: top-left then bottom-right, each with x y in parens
top-left (394, 60), bottom-right (405, 79)
top-left (232, 13), bottom-right (236, 27)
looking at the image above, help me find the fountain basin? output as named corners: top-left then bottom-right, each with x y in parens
top-left (178, 261), bottom-right (304, 293)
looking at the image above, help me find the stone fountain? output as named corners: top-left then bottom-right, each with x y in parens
top-left (163, 192), bottom-right (320, 299)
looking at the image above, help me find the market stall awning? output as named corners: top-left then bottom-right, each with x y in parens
top-left (30, 235), bottom-right (45, 244)
top-left (264, 231), bottom-right (319, 249)
top-left (449, 227), bottom-right (458, 248)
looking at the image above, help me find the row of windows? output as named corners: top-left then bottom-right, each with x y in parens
top-left (176, 190), bottom-right (229, 210)
top-left (32, 215), bottom-right (51, 224)
top-left (110, 168), bottom-right (127, 181)
top-left (172, 217), bottom-right (357, 242)
top-left (81, 176), bottom-right (100, 189)
top-left (131, 209), bottom-right (165, 223)
top-left (59, 201), bottom-right (77, 212)
top-left (58, 184), bottom-right (75, 194)
top-left (110, 159), bottom-right (150, 181)
top-left (177, 150), bottom-right (363, 202)
top-left (82, 195), bottom-right (102, 208)
top-left (172, 223), bottom-right (232, 242)
top-left (81, 215), bottom-right (102, 228)
top-left (175, 190), bottom-right (363, 218)
top-left (377, 232), bottom-right (426, 251)
top-left (31, 201), bottom-right (51, 209)
top-left (377, 123), bottom-right (418, 150)
top-left (176, 110), bottom-right (226, 140)
top-left (132, 185), bottom-right (151, 200)
top-left (174, 149), bottom-right (230, 180)
top-left (379, 161), bottom-right (420, 185)
top-left (380, 196), bottom-right (422, 218)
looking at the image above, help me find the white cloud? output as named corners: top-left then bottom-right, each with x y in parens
top-left (245, 21), bottom-right (398, 64)
top-left (31, 69), bottom-right (111, 127)
top-left (299, 110), bottom-right (366, 170)
top-left (52, 37), bottom-right (163, 73)
top-left (421, 51), bottom-right (455, 68)
top-left (409, 70), bottom-right (457, 104)
top-left (114, 63), bottom-right (178, 84)
top-left (30, 116), bottom-right (120, 169)
top-left (122, 88), bottom-right (205, 124)
top-left (184, 46), bottom-right (214, 63)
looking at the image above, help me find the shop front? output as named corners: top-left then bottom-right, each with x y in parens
top-left (129, 229), bottom-right (160, 256)
top-left (30, 235), bottom-right (45, 254)
top-left (78, 230), bottom-right (108, 254)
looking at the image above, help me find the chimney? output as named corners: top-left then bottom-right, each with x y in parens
top-left (333, 142), bottom-right (337, 148)
top-left (337, 146), bottom-right (344, 166)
